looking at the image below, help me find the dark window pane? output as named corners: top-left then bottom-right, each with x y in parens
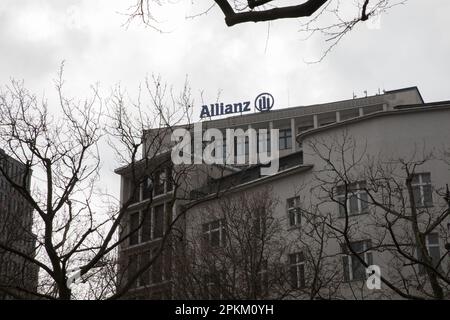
top-left (423, 185), bottom-right (433, 206)
top-left (141, 209), bottom-right (151, 242)
top-left (412, 185), bottom-right (421, 206)
top-left (428, 233), bottom-right (439, 245)
top-left (338, 200), bottom-right (346, 218)
top-left (140, 251), bottom-right (150, 286)
top-left (154, 171), bottom-right (164, 196)
top-left (349, 194), bottom-right (358, 214)
top-left (429, 246), bottom-right (440, 268)
top-left (211, 220), bottom-right (220, 230)
top-left (129, 212), bottom-right (140, 245)
top-left (210, 229), bottom-right (220, 247)
top-left (298, 264), bottom-right (305, 288)
top-left (351, 255), bottom-right (365, 280)
top-left (290, 266), bottom-right (298, 288)
top-left (152, 253), bottom-right (163, 284)
top-left (154, 205), bottom-right (164, 238)
top-left (421, 173), bottom-right (431, 183)
top-left (128, 255), bottom-right (138, 288)
top-left (142, 177), bottom-right (152, 200)
top-left (166, 167), bottom-right (173, 192)
top-left (360, 192), bottom-right (368, 212)
top-left (289, 211), bottom-right (296, 226)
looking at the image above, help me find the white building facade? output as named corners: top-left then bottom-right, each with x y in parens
top-left (116, 87), bottom-right (450, 299)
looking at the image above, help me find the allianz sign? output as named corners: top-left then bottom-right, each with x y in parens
top-left (199, 93), bottom-right (274, 119)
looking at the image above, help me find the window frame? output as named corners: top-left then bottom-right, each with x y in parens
top-left (342, 240), bottom-right (373, 282)
top-left (287, 196), bottom-right (302, 228)
top-left (411, 172), bottom-right (433, 208)
top-left (418, 232), bottom-right (441, 275)
top-left (289, 252), bottom-right (306, 289)
top-left (279, 128), bottom-right (292, 150)
top-left (202, 219), bottom-right (226, 248)
top-left (336, 182), bottom-right (369, 217)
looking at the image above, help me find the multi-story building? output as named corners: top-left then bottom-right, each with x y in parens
top-left (116, 87), bottom-right (450, 299)
top-left (0, 149), bottom-right (38, 299)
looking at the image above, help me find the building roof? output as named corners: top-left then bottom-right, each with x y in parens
top-left (297, 100), bottom-right (450, 142)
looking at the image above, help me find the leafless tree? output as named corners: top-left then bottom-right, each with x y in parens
top-left (0, 65), bottom-right (218, 299)
top-left (171, 188), bottom-right (302, 299)
top-left (126, 0), bottom-right (407, 59)
top-left (301, 131), bottom-right (450, 299)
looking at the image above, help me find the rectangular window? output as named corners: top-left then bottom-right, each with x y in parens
top-left (257, 132), bottom-right (271, 153)
top-left (336, 181), bottom-right (369, 217)
top-left (153, 204), bottom-right (164, 239)
top-left (418, 233), bottom-right (441, 274)
top-left (154, 171), bottom-right (165, 196)
top-left (411, 173), bottom-right (433, 208)
top-left (289, 252), bottom-right (306, 289)
top-left (128, 254), bottom-right (138, 288)
top-left (152, 250), bottom-right (163, 284)
top-left (342, 240), bottom-right (373, 282)
top-left (287, 196), bottom-right (301, 227)
top-left (142, 176), bottom-right (153, 200)
top-left (166, 166), bottom-right (173, 192)
top-left (279, 128), bottom-right (292, 150)
top-left (202, 219), bottom-right (226, 247)
top-left (141, 209), bottom-right (152, 243)
top-left (205, 271), bottom-right (224, 299)
top-left (130, 182), bottom-right (140, 204)
top-left (129, 212), bottom-right (140, 246)
top-left (139, 251), bottom-right (150, 286)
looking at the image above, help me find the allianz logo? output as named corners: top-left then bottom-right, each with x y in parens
top-left (199, 93), bottom-right (274, 119)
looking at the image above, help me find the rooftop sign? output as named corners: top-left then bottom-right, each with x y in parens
top-left (199, 92), bottom-right (274, 119)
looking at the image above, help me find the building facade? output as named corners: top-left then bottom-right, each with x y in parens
top-left (0, 149), bottom-right (38, 299)
top-left (116, 87), bottom-right (450, 299)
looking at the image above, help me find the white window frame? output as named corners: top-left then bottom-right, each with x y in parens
top-left (289, 252), bottom-right (306, 289)
top-left (411, 172), bottom-right (433, 208)
top-left (337, 182), bottom-right (369, 217)
top-left (287, 196), bottom-right (301, 227)
top-left (418, 232), bottom-right (440, 274)
top-left (342, 240), bottom-right (372, 282)
top-left (203, 219), bottom-right (226, 247)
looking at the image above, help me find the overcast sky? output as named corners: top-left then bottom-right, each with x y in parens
top-left (1, 0), bottom-right (449, 198)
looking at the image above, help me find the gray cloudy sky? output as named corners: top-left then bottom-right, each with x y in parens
top-left (1, 0), bottom-right (449, 197)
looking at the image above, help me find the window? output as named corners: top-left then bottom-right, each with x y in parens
top-left (141, 209), bottom-right (152, 242)
top-left (152, 250), bottom-right (164, 284)
top-left (257, 132), bottom-right (271, 153)
top-left (205, 271), bottom-right (224, 299)
top-left (153, 204), bottom-right (164, 239)
top-left (154, 170), bottom-right (165, 196)
top-left (202, 219), bottom-right (226, 247)
top-left (279, 128), bottom-right (292, 150)
top-left (166, 166), bottom-right (173, 192)
top-left (341, 240), bottom-right (373, 282)
top-left (287, 197), bottom-right (301, 227)
top-left (418, 233), bottom-right (441, 275)
top-left (129, 212), bottom-right (140, 246)
top-left (139, 251), bottom-right (150, 286)
top-left (336, 182), bottom-right (369, 217)
top-left (130, 182), bottom-right (140, 204)
top-left (142, 176), bottom-right (153, 200)
top-left (128, 254), bottom-right (138, 288)
top-left (289, 252), bottom-right (306, 289)
top-left (129, 204), bottom-right (165, 246)
top-left (411, 173), bottom-right (433, 208)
